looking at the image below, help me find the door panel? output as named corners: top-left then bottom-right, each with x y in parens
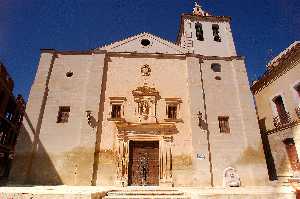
top-left (128, 141), bottom-right (159, 186)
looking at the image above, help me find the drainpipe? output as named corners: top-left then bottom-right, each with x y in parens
top-left (199, 58), bottom-right (214, 187)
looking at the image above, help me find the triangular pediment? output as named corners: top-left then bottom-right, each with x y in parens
top-left (98, 32), bottom-right (187, 54)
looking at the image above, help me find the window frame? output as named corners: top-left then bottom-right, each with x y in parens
top-left (164, 98), bottom-right (183, 122)
top-left (111, 104), bottom-right (122, 119)
top-left (108, 97), bottom-right (126, 121)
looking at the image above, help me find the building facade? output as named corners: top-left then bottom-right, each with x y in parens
top-left (252, 42), bottom-right (300, 182)
top-left (10, 3), bottom-right (268, 186)
top-left (0, 62), bottom-right (26, 184)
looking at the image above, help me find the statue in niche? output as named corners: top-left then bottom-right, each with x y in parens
top-left (223, 167), bottom-right (241, 187)
top-left (139, 99), bottom-right (150, 120)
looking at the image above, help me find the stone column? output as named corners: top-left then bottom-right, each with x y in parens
top-left (115, 136), bottom-right (129, 186)
top-left (159, 136), bottom-right (173, 187)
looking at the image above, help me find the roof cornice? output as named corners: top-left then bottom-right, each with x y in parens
top-left (251, 48), bottom-right (300, 94)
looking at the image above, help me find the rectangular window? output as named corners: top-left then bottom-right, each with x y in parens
top-left (218, 116), bottom-right (230, 133)
top-left (57, 106), bottom-right (70, 123)
top-left (167, 105), bottom-right (177, 120)
top-left (111, 104), bottom-right (121, 119)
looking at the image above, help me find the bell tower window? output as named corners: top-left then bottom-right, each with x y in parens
top-left (212, 24), bottom-right (221, 42)
top-left (195, 23), bottom-right (204, 41)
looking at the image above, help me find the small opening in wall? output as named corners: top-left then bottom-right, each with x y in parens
top-left (211, 63), bottom-right (221, 72)
top-left (215, 76), bottom-right (221, 80)
top-left (66, 71), bottom-right (73, 78)
top-left (141, 39), bottom-right (151, 46)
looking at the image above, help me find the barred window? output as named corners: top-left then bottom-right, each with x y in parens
top-left (218, 116), bottom-right (230, 133)
top-left (57, 106), bottom-right (70, 123)
top-left (111, 104), bottom-right (121, 119)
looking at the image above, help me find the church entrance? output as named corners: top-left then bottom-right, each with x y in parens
top-left (128, 141), bottom-right (159, 186)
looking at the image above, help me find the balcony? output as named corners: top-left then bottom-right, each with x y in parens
top-left (296, 106), bottom-right (300, 119)
top-left (273, 111), bottom-right (292, 128)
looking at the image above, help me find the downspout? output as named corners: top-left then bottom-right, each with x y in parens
top-left (199, 58), bottom-right (214, 187)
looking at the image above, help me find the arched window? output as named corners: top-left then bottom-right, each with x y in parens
top-left (211, 63), bottom-right (221, 72)
top-left (195, 23), bottom-right (204, 41)
top-left (212, 24), bottom-right (221, 42)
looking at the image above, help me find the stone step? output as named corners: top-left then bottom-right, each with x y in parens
top-left (107, 191), bottom-right (184, 195)
top-left (104, 196), bottom-right (190, 199)
top-left (104, 189), bottom-right (190, 199)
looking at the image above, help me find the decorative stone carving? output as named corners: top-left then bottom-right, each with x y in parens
top-left (223, 167), bottom-right (241, 187)
top-left (132, 85), bottom-right (160, 122)
top-left (141, 64), bottom-right (151, 76)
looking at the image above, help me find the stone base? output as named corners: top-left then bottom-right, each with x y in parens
top-left (159, 180), bottom-right (174, 187)
top-left (0, 186), bottom-right (296, 199)
top-left (115, 180), bottom-right (128, 187)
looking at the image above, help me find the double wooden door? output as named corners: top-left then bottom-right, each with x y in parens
top-left (128, 141), bottom-right (159, 186)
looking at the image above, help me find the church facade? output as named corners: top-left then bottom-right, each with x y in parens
top-left (10, 4), bottom-right (268, 187)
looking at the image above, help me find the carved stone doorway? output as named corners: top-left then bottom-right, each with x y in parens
top-left (128, 141), bottom-right (159, 186)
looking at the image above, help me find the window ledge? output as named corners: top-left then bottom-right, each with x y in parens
top-left (107, 118), bottom-right (125, 122)
top-left (164, 118), bottom-right (183, 123)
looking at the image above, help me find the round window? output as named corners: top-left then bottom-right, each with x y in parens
top-left (141, 39), bottom-right (151, 47)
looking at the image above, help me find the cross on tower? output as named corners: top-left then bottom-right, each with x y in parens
top-left (193, 1), bottom-right (205, 16)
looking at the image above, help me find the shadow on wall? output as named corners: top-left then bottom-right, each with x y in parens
top-left (8, 113), bottom-right (62, 185)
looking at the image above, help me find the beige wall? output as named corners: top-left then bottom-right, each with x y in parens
top-left (10, 52), bottom-right (106, 185)
top-left (10, 51), bottom-right (269, 187)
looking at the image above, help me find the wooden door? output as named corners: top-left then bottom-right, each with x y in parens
top-left (128, 141), bottom-right (159, 186)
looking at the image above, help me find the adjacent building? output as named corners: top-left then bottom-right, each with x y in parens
top-left (251, 41), bottom-right (300, 182)
top-left (10, 3), bottom-right (268, 186)
top-left (0, 62), bottom-right (26, 184)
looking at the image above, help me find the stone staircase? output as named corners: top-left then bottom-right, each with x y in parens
top-left (103, 187), bottom-right (190, 199)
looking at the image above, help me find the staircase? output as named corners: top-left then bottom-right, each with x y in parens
top-left (104, 187), bottom-right (190, 199)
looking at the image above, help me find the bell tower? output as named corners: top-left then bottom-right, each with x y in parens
top-left (177, 1), bottom-right (237, 57)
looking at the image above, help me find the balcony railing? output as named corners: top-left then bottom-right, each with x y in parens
top-left (273, 111), bottom-right (292, 128)
top-left (296, 106), bottom-right (300, 119)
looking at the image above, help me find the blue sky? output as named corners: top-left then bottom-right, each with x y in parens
top-left (0, 0), bottom-right (299, 100)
